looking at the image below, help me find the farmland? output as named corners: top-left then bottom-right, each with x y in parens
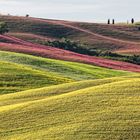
top-left (0, 15), bottom-right (140, 140)
top-left (0, 35), bottom-right (140, 73)
top-left (0, 51), bottom-right (132, 94)
top-left (0, 76), bottom-right (140, 140)
top-left (1, 15), bottom-right (140, 55)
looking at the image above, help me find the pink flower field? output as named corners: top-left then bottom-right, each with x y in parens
top-left (0, 34), bottom-right (140, 73)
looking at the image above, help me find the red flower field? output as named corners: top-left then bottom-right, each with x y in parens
top-left (0, 34), bottom-right (140, 73)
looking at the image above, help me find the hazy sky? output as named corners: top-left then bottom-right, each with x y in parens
top-left (0, 0), bottom-right (139, 22)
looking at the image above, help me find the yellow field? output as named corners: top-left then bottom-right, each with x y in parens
top-left (0, 75), bottom-right (140, 140)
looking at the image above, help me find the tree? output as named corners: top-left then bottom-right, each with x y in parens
top-left (26, 14), bottom-right (29, 18)
top-left (107, 19), bottom-right (110, 24)
top-left (131, 18), bottom-right (134, 24)
top-left (112, 19), bottom-right (115, 24)
top-left (0, 22), bottom-right (9, 34)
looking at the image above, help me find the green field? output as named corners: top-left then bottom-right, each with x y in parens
top-left (0, 51), bottom-right (139, 140)
top-left (0, 51), bottom-right (132, 94)
top-left (0, 60), bottom-right (73, 94)
top-left (0, 51), bottom-right (131, 78)
top-left (0, 15), bottom-right (140, 140)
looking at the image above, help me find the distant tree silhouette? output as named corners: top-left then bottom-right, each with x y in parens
top-left (26, 14), bottom-right (29, 18)
top-left (112, 19), bottom-right (115, 24)
top-left (0, 22), bottom-right (9, 34)
top-left (131, 18), bottom-right (134, 24)
top-left (107, 19), bottom-right (110, 24)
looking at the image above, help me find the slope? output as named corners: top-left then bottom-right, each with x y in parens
top-left (0, 77), bottom-right (140, 140)
top-left (0, 15), bottom-right (140, 54)
top-left (0, 35), bottom-right (140, 73)
top-left (0, 75), bottom-right (139, 106)
top-left (0, 51), bottom-right (132, 81)
top-left (0, 60), bottom-right (73, 94)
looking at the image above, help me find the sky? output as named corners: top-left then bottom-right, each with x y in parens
top-left (0, 0), bottom-right (139, 23)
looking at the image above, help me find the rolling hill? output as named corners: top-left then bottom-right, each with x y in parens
top-left (0, 35), bottom-right (140, 73)
top-left (0, 76), bottom-right (140, 140)
top-left (0, 15), bottom-right (140, 140)
top-left (0, 15), bottom-right (140, 55)
top-left (0, 59), bottom-right (73, 94)
top-left (0, 51), bottom-right (131, 95)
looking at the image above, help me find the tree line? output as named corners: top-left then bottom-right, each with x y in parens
top-left (42, 38), bottom-right (140, 65)
top-left (107, 18), bottom-right (135, 25)
top-left (0, 22), bottom-right (9, 34)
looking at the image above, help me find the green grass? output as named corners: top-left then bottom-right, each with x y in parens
top-left (0, 60), bottom-right (73, 94)
top-left (0, 16), bottom-right (140, 140)
top-left (0, 50), bottom-right (135, 95)
top-left (0, 51), bottom-right (132, 82)
top-left (0, 76), bottom-right (140, 140)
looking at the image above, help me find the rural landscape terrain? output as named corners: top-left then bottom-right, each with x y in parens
top-left (0, 15), bottom-right (140, 140)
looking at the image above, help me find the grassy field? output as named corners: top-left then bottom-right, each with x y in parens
top-left (0, 37), bottom-right (140, 72)
top-left (0, 15), bottom-right (140, 55)
top-left (0, 51), bottom-right (139, 140)
top-left (0, 15), bottom-right (140, 140)
top-left (0, 50), bottom-right (132, 95)
top-left (0, 60), bottom-right (73, 94)
top-left (71, 22), bottom-right (140, 42)
top-left (0, 51), bottom-right (131, 80)
top-left (0, 76), bottom-right (140, 140)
